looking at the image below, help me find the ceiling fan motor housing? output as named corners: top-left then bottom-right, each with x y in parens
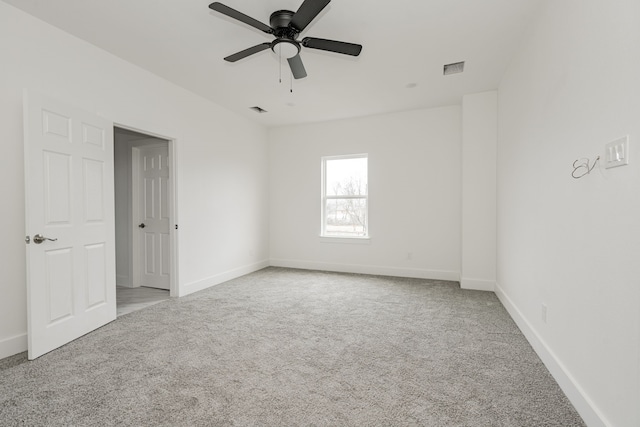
top-left (270, 10), bottom-right (297, 35)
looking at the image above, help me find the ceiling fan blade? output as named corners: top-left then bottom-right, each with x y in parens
top-left (290, 0), bottom-right (331, 32)
top-left (224, 43), bottom-right (271, 62)
top-left (209, 2), bottom-right (273, 34)
top-left (302, 37), bottom-right (362, 56)
top-left (287, 54), bottom-right (308, 79)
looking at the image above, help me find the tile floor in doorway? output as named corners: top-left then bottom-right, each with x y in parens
top-left (116, 286), bottom-right (170, 317)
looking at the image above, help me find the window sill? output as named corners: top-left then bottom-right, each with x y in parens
top-left (319, 236), bottom-right (371, 245)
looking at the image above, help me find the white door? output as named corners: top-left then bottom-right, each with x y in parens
top-left (134, 144), bottom-right (170, 290)
top-left (24, 92), bottom-right (116, 360)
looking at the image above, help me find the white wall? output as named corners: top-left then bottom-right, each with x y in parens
top-left (496, 1), bottom-right (640, 426)
top-left (461, 91), bottom-right (497, 291)
top-left (0, 3), bottom-right (270, 359)
top-left (269, 107), bottom-right (461, 280)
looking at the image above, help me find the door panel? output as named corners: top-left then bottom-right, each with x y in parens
top-left (24, 92), bottom-right (116, 359)
top-left (45, 248), bottom-right (74, 323)
top-left (144, 178), bottom-right (155, 219)
top-left (145, 233), bottom-right (155, 274)
top-left (83, 159), bottom-right (105, 222)
top-left (43, 152), bottom-right (72, 224)
top-left (82, 123), bottom-right (105, 149)
top-left (42, 110), bottom-right (71, 139)
top-left (160, 177), bottom-right (169, 219)
top-left (85, 243), bottom-right (107, 308)
top-left (161, 233), bottom-right (170, 276)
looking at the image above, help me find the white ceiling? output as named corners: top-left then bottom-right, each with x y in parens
top-left (3, 0), bottom-right (542, 128)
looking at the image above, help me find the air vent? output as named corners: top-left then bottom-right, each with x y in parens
top-left (443, 61), bottom-right (465, 75)
top-left (250, 106), bottom-right (268, 113)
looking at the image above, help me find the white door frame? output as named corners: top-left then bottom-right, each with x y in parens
top-left (115, 124), bottom-right (179, 298)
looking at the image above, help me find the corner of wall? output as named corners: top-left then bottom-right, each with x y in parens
top-left (179, 259), bottom-right (270, 297)
top-left (460, 278), bottom-right (495, 292)
top-left (0, 334), bottom-right (27, 360)
top-left (460, 91), bottom-right (498, 290)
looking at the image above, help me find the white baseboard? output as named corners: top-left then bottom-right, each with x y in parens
top-left (495, 283), bottom-right (610, 427)
top-left (0, 333), bottom-right (27, 360)
top-left (269, 258), bottom-right (460, 282)
top-left (179, 259), bottom-right (270, 297)
top-left (460, 277), bottom-right (495, 292)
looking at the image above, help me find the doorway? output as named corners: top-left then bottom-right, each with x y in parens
top-left (113, 126), bottom-right (177, 314)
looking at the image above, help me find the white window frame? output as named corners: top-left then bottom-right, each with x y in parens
top-left (320, 153), bottom-right (369, 240)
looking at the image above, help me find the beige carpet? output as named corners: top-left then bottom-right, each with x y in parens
top-left (0, 267), bottom-right (584, 426)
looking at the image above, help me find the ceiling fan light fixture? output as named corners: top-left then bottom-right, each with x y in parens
top-left (272, 39), bottom-right (300, 59)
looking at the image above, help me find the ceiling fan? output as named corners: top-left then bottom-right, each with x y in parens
top-left (208, 0), bottom-right (362, 79)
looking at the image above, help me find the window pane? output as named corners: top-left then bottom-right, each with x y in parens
top-left (326, 157), bottom-right (367, 197)
top-left (324, 198), bottom-right (367, 237)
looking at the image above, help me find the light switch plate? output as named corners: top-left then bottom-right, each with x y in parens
top-left (605, 136), bottom-right (629, 169)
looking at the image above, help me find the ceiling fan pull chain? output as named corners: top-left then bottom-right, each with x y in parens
top-left (290, 69), bottom-right (293, 93)
top-left (279, 45), bottom-right (282, 83)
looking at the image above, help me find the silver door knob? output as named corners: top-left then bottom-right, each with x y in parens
top-left (33, 234), bottom-right (58, 244)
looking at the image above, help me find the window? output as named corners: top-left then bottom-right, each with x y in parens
top-left (321, 154), bottom-right (368, 238)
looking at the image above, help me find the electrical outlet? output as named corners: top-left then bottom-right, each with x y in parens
top-left (605, 136), bottom-right (629, 168)
top-left (541, 303), bottom-right (548, 324)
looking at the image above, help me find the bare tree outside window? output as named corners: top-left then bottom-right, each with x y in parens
top-left (322, 155), bottom-right (368, 237)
